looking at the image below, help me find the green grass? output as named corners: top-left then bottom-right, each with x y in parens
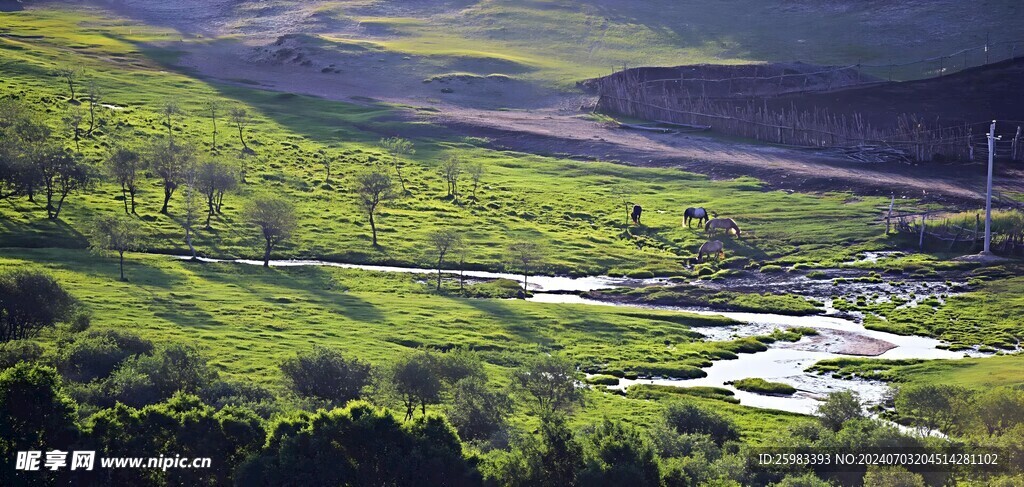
top-left (809, 355), bottom-right (1024, 389)
top-left (0, 7), bottom-right (897, 277)
top-left (626, 384), bottom-right (740, 404)
top-left (730, 378), bottom-right (797, 396)
top-left (0, 247), bottom-right (806, 442)
top-left (600, 286), bottom-right (823, 316)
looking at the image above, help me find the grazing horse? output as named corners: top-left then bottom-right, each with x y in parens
top-left (631, 205), bottom-right (643, 224)
top-left (683, 207), bottom-right (709, 227)
top-left (698, 240), bottom-right (725, 262)
top-left (705, 218), bottom-right (741, 237)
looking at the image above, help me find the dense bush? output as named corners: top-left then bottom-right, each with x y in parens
top-left (0, 270), bottom-right (78, 342)
top-left (663, 401), bottom-right (739, 445)
top-left (56, 329), bottom-right (153, 382)
top-left (280, 345), bottom-right (371, 406)
top-left (0, 362), bottom-right (79, 484)
top-left (0, 340), bottom-right (44, 370)
top-left (447, 376), bottom-right (511, 443)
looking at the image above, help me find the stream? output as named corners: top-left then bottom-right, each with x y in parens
top-left (175, 255), bottom-right (981, 415)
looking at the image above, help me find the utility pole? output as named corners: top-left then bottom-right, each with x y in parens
top-left (982, 120), bottom-right (996, 255)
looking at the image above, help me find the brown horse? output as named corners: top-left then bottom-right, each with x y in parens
top-left (705, 218), bottom-right (741, 237)
top-left (698, 240), bottom-right (725, 262)
top-left (684, 207), bottom-right (709, 227)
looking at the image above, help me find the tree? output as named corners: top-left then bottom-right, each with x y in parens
top-left (428, 229), bottom-right (463, 290)
top-left (514, 354), bottom-right (583, 416)
top-left (0, 271), bottom-right (77, 342)
top-left (0, 363), bottom-right (79, 477)
top-left (974, 388), bottom-right (1024, 436)
top-left (391, 351), bottom-right (443, 420)
top-left (35, 146), bottom-right (89, 219)
top-left (578, 419), bottom-right (661, 487)
top-left (55, 65), bottom-right (82, 101)
top-left (85, 79), bottom-right (102, 135)
top-left (108, 343), bottom-right (218, 406)
top-left (379, 136), bottom-right (414, 194)
top-left (56, 329), bottom-right (153, 383)
top-left (162, 100), bottom-right (181, 143)
top-left (491, 414), bottom-right (585, 487)
top-left (440, 155), bottom-right (463, 201)
top-left (242, 195), bottom-right (297, 267)
top-left (355, 169), bottom-right (395, 247)
top-left (0, 99), bottom-right (49, 201)
top-left (181, 166), bottom-right (201, 259)
top-left (862, 465), bottom-right (926, 487)
top-left (195, 160), bottom-right (237, 228)
top-left (280, 346), bottom-right (371, 406)
top-left (816, 390), bottom-right (864, 431)
top-left (88, 214), bottom-right (144, 281)
top-left (105, 145), bottom-right (144, 214)
top-left (467, 161), bottom-right (484, 200)
top-left (230, 107), bottom-right (253, 154)
top-left (318, 149), bottom-right (334, 185)
top-left (506, 240), bottom-right (542, 292)
top-left (447, 376), bottom-right (512, 443)
top-left (204, 99), bottom-right (221, 150)
top-left (149, 139), bottom-right (196, 213)
top-left (235, 402), bottom-right (480, 486)
top-left (662, 401), bottom-right (739, 445)
top-left (894, 384), bottom-right (972, 434)
top-left (62, 105), bottom-right (84, 151)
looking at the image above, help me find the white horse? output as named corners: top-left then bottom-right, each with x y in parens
top-left (705, 218), bottom-right (741, 237)
top-left (698, 240), bottom-right (725, 262)
top-left (683, 207), bottom-right (709, 227)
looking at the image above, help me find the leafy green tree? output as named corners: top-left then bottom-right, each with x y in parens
top-left (895, 383), bottom-right (973, 434)
top-left (862, 465), bottom-right (925, 487)
top-left (87, 393), bottom-right (264, 486)
top-left (0, 363), bottom-right (79, 482)
top-left (770, 471), bottom-right (833, 486)
top-left (489, 414), bottom-right (585, 487)
top-left (578, 419), bottom-right (661, 487)
top-left (355, 169), bottom-right (395, 246)
top-left (280, 346), bottom-right (371, 406)
top-left (662, 400), bottom-right (739, 445)
top-left (447, 376), bottom-right (512, 443)
top-left (106, 343), bottom-right (217, 407)
top-left (816, 391), bottom-right (864, 431)
top-left (0, 340), bottom-right (43, 370)
top-left (149, 139), bottom-right (196, 213)
top-left (196, 159), bottom-right (237, 227)
top-left (974, 388), bottom-right (1024, 436)
top-left (34, 146), bottom-right (89, 219)
top-left (236, 401), bottom-right (481, 486)
top-left (88, 214), bottom-right (144, 281)
top-left (514, 354), bottom-right (584, 416)
top-left (0, 270), bottom-right (77, 342)
top-left (391, 351), bottom-right (444, 420)
top-left (56, 329), bottom-right (153, 382)
top-left (243, 195), bottom-right (297, 267)
top-left (105, 145), bottom-right (144, 214)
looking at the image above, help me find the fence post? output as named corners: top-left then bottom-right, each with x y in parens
top-left (974, 213), bottom-right (981, 250)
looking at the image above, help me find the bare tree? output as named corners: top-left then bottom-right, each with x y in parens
top-left (85, 79), bottom-right (102, 135)
top-left (243, 195), bottom-right (297, 267)
top-left (35, 146), bottom-right (89, 219)
top-left (105, 145), bottom-right (144, 214)
top-left (196, 160), bottom-right (237, 228)
top-left (182, 165), bottom-right (201, 260)
top-left (467, 161), bottom-right (483, 200)
top-left (378, 137), bottom-right (413, 194)
top-left (355, 169), bottom-right (395, 247)
top-left (440, 155), bottom-right (463, 202)
top-left (88, 214), bottom-right (143, 281)
top-left (507, 240), bottom-right (542, 292)
top-left (62, 105), bottom-right (84, 151)
top-left (230, 107), bottom-right (253, 154)
top-left (55, 65), bottom-right (82, 101)
top-left (318, 149), bottom-right (334, 185)
top-left (162, 101), bottom-right (181, 144)
top-left (204, 99), bottom-right (221, 150)
top-left (428, 229), bottom-right (463, 290)
top-left (149, 139), bottom-right (196, 214)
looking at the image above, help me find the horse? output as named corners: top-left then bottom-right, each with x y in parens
top-left (698, 240), bottom-right (725, 262)
top-left (705, 218), bottom-right (741, 237)
top-left (631, 205), bottom-right (643, 224)
top-left (683, 207), bottom-right (709, 227)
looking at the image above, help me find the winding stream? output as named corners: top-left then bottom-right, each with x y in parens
top-left (175, 255), bottom-right (979, 415)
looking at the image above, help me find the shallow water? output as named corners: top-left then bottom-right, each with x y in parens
top-left (174, 255), bottom-right (977, 415)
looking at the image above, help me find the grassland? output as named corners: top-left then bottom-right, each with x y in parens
top-left (0, 7), bottom-right (896, 277)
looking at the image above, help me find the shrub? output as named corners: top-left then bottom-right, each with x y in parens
top-left (56, 330), bottom-right (153, 382)
top-left (0, 340), bottom-right (44, 370)
top-left (280, 346), bottom-right (371, 405)
top-left (446, 376), bottom-right (511, 443)
top-left (0, 270), bottom-right (77, 342)
top-left (663, 401), bottom-right (739, 445)
top-left (586, 374), bottom-right (620, 386)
